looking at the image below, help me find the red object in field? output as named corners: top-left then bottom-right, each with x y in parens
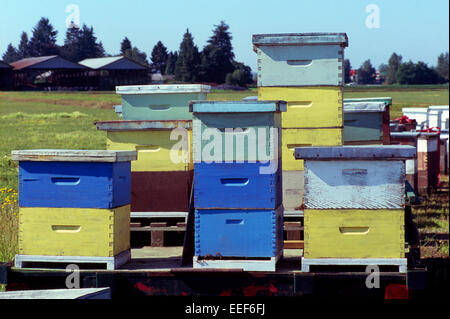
top-left (385, 284), bottom-right (409, 299)
top-left (419, 128), bottom-right (441, 187)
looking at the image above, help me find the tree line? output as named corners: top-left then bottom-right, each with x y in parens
top-left (2, 18), bottom-right (253, 87)
top-left (344, 52), bottom-right (449, 85)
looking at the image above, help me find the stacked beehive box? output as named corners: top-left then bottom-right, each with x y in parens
top-left (343, 97), bottom-right (392, 145)
top-left (190, 100), bottom-right (286, 271)
top-left (96, 85), bottom-right (210, 232)
top-left (252, 33), bottom-right (348, 212)
top-left (294, 145), bottom-right (416, 273)
top-left (390, 132), bottom-right (441, 195)
top-left (12, 149), bottom-right (136, 270)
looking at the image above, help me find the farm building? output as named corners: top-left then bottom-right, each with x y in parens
top-left (78, 56), bottom-right (150, 90)
top-left (0, 61), bottom-right (13, 90)
top-left (10, 55), bottom-right (88, 90)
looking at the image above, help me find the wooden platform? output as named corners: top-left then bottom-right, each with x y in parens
top-left (301, 258), bottom-right (408, 273)
top-left (14, 250), bottom-right (131, 270)
top-left (0, 288), bottom-right (111, 299)
top-left (193, 251), bottom-right (283, 272)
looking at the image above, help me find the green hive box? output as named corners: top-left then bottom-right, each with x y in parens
top-left (117, 84), bottom-right (211, 120)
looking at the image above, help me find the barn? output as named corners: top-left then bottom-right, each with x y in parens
top-left (10, 55), bottom-right (88, 90)
top-left (78, 56), bottom-right (150, 90)
top-left (0, 61), bottom-right (13, 90)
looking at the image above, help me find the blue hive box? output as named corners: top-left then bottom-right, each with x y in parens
top-left (12, 150), bottom-right (137, 209)
top-left (194, 161), bottom-right (282, 209)
top-left (195, 206), bottom-right (284, 258)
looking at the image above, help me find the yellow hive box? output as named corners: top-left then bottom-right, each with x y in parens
top-left (19, 205), bottom-right (130, 257)
top-left (282, 128), bottom-right (343, 170)
top-left (106, 130), bottom-right (192, 172)
top-left (258, 87), bottom-right (343, 128)
top-left (304, 209), bottom-right (405, 259)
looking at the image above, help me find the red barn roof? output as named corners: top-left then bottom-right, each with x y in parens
top-left (10, 55), bottom-right (86, 70)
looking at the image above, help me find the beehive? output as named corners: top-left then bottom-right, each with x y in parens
top-left (190, 100), bottom-right (285, 163)
top-left (195, 206), bottom-right (283, 258)
top-left (13, 150), bottom-right (136, 209)
top-left (252, 33), bottom-right (348, 87)
top-left (116, 84), bottom-right (210, 120)
top-left (258, 86), bottom-right (343, 128)
top-left (343, 100), bottom-right (391, 145)
top-left (97, 120), bottom-right (192, 172)
top-left (194, 161), bottom-right (282, 210)
top-left (296, 145), bottom-right (415, 264)
top-left (190, 100), bottom-right (285, 271)
top-left (19, 205), bottom-right (130, 257)
top-left (282, 127), bottom-right (343, 171)
top-left (295, 145), bottom-right (416, 209)
top-left (304, 209), bottom-right (404, 259)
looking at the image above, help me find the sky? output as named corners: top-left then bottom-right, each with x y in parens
top-left (0, 0), bottom-right (449, 71)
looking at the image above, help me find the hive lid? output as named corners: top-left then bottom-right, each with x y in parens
top-left (294, 145), bottom-right (416, 160)
top-left (252, 33), bottom-right (348, 47)
top-left (344, 97), bottom-right (392, 107)
top-left (343, 102), bottom-right (386, 113)
top-left (11, 149), bottom-right (137, 162)
top-left (402, 107), bottom-right (428, 113)
top-left (428, 105), bottom-right (449, 111)
top-left (189, 100), bottom-right (287, 113)
top-left (116, 84), bottom-right (211, 95)
top-left (95, 120), bottom-right (192, 131)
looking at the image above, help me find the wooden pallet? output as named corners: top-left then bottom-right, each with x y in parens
top-left (193, 251), bottom-right (283, 272)
top-left (301, 258), bottom-right (407, 273)
top-left (14, 250), bottom-right (130, 270)
top-left (284, 221), bottom-right (304, 249)
top-left (131, 222), bottom-right (186, 247)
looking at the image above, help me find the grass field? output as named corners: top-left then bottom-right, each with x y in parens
top-left (0, 85), bottom-right (448, 263)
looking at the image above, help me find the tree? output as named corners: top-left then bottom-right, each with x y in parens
top-left (343, 59), bottom-right (352, 83)
top-left (200, 21), bottom-right (235, 83)
top-left (2, 43), bottom-right (20, 63)
top-left (395, 61), bottom-right (416, 84)
top-left (436, 52), bottom-right (449, 82)
top-left (396, 61), bottom-right (440, 85)
top-left (386, 53), bottom-right (402, 84)
top-left (174, 29), bottom-right (201, 82)
top-left (18, 32), bottom-right (31, 59)
top-left (378, 63), bottom-right (389, 84)
top-left (357, 59), bottom-right (376, 84)
top-left (28, 17), bottom-right (59, 56)
top-left (151, 41), bottom-right (169, 74)
top-left (120, 37), bottom-right (132, 55)
top-left (60, 25), bottom-right (104, 62)
top-left (225, 61), bottom-right (253, 87)
top-left (165, 51), bottom-right (178, 75)
top-left (60, 27), bottom-right (82, 61)
top-left (119, 37), bottom-right (149, 66)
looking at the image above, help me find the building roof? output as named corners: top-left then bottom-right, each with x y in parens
top-left (10, 55), bottom-right (86, 70)
top-left (0, 61), bottom-right (12, 69)
top-left (78, 56), bottom-right (148, 70)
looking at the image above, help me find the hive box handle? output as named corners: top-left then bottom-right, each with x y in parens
top-left (287, 60), bottom-right (313, 66)
top-left (289, 101), bottom-right (313, 108)
top-left (148, 104), bottom-right (170, 111)
top-left (226, 219), bottom-right (244, 225)
top-left (135, 145), bottom-right (161, 153)
top-left (339, 227), bottom-right (370, 235)
top-left (220, 178), bottom-right (249, 186)
top-left (51, 225), bottom-right (81, 233)
top-left (51, 177), bottom-right (80, 185)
